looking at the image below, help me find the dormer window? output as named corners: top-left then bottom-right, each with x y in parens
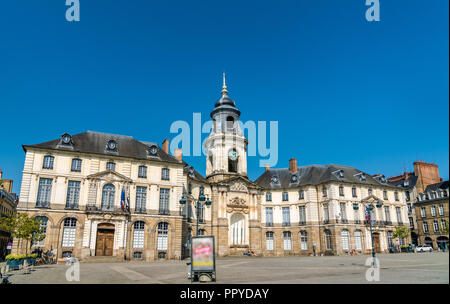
top-left (148, 145), bottom-right (158, 156)
top-left (338, 170), bottom-right (344, 178)
top-left (380, 176), bottom-right (386, 183)
top-left (404, 180), bottom-right (409, 187)
top-left (43, 155), bottom-right (54, 169)
top-left (61, 133), bottom-right (72, 145)
top-left (271, 176), bottom-right (279, 184)
top-left (107, 140), bottom-right (117, 151)
top-left (290, 175), bottom-right (298, 183)
top-left (360, 173), bottom-right (366, 182)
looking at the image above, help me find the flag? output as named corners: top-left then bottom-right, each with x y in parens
top-left (121, 187), bottom-right (125, 210)
top-left (126, 186), bottom-right (130, 212)
top-left (365, 206), bottom-right (370, 221)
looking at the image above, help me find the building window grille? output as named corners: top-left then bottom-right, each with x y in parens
top-left (266, 192), bottom-right (272, 202)
top-left (299, 206), bottom-right (306, 225)
top-left (138, 166), bottom-right (147, 178)
top-left (283, 231), bottom-right (292, 250)
top-left (282, 192), bottom-right (289, 201)
top-left (106, 162), bottom-right (115, 171)
top-left (135, 186), bottom-right (147, 213)
top-left (36, 178), bottom-right (52, 208)
top-left (266, 231), bottom-right (274, 251)
top-left (133, 221), bottom-right (145, 248)
top-left (32, 216), bottom-right (48, 247)
top-left (66, 180), bottom-right (80, 209)
top-left (431, 206), bottom-right (437, 217)
top-left (265, 207), bottom-right (273, 226)
top-left (62, 218), bottom-right (77, 247)
top-left (159, 188), bottom-right (170, 215)
top-left (71, 158), bottom-right (82, 172)
top-left (355, 230), bottom-right (362, 251)
top-left (161, 168), bottom-right (170, 180)
top-left (300, 231), bottom-right (307, 250)
top-left (101, 184), bottom-right (115, 211)
top-left (282, 207), bottom-right (290, 226)
top-left (157, 222), bottom-right (168, 250)
top-left (423, 222), bottom-right (429, 233)
top-left (43, 155), bottom-right (54, 169)
top-left (325, 230), bottom-right (332, 250)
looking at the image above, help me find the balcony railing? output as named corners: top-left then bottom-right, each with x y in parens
top-left (355, 220), bottom-right (361, 224)
top-left (341, 219), bottom-right (348, 224)
top-left (36, 202), bottom-right (50, 209)
top-left (384, 221), bottom-right (392, 226)
top-left (65, 204), bottom-right (79, 210)
top-left (266, 222), bottom-right (273, 227)
top-left (282, 222), bottom-right (291, 227)
top-left (159, 209), bottom-right (170, 215)
top-left (323, 220), bottom-right (329, 224)
top-left (134, 208), bottom-right (147, 214)
top-left (299, 221), bottom-right (306, 226)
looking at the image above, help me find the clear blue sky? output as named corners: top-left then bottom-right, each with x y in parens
top-left (0, 0), bottom-right (448, 194)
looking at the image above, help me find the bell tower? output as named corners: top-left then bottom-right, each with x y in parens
top-left (204, 74), bottom-right (248, 182)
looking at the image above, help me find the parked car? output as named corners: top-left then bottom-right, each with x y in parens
top-left (415, 245), bottom-right (433, 252)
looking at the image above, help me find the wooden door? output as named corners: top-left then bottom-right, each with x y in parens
top-left (95, 229), bottom-right (114, 256)
top-left (373, 233), bottom-right (381, 253)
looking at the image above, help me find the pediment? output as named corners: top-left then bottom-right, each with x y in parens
top-left (87, 170), bottom-right (133, 183)
top-left (216, 175), bottom-right (260, 191)
top-left (361, 194), bottom-right (384, 204)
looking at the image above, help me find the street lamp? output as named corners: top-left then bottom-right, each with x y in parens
top-left (179, 187), bottom-right (212, 237)
top-left (353, 200), bottom-right (383, 267)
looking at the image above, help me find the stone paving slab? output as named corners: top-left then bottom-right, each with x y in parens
top-left (4, 252), bottom-right (448, 284)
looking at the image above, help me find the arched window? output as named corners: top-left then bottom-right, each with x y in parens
top-left (266, 231), bottom-right (274, 251)
top-left (33, 216), bottom-right (48, 247)
top-left (133, 221), bottom-right (145, 249)
top-left (101, 184), bottom-right (115, 211)
top-left (43, 155), bottom-right (54, 169)
top-left (62, 218), bottom-right (77, 247)
top-left (226, 116), bottom-right (234, 131)
top-left (355, 230), bottom-right (363, 251)
top-left (300, 231), bottom-right (308, 250)
top-left (157, 222), bottom-right (169, 250)
top-left (283, 231), bottom-right (292, 250)
top-left (231, 213), bottom-right (245, 245)
top-left (341, 229), bottom-right (349, 250)
top-left (325, 230), bottom-right (333, 250)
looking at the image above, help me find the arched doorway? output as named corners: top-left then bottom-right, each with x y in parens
top-left (372, 232), bottom-right (381, 253)
top-left (411, 232), bottom-right (418, 246)
top-left (437, 236), bottom-right (449, 250)
top-left (96, 223), bottom-right (115, 256)
top-left (230, 213), bottom-right (245, 245)
top-left (424, 237), bottom-right (433, 248)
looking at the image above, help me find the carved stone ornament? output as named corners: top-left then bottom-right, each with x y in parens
top-left (226, 197), bottom-right (249, 213)
top-left (229, 181), bottom-right (248, 192)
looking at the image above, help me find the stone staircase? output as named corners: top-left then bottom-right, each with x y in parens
top-left (82, 256), bottom-right (124, 263)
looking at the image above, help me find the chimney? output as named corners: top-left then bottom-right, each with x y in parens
top-left (289, 158), bottom-right (297, 173)
top-left (162, 138), bottom-right (169, 154)
top-left (174, 149), bottom-right (182, 162)
top-left (265, 164), bottom-right (270, 172)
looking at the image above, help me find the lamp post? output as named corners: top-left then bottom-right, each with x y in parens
top-left (353, 200), bottom-right (382, 267)
top-left (179, 187), bottom-right (212, 237)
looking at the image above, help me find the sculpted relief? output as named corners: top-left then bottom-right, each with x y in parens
top-left (226, 197), bottom-right (249, 214)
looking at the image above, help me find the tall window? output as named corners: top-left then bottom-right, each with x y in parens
top-left (340, 203), bottom-right (347, 221)
top-left (431, 206), bottom-right (437, 217)
top-left (394, 192), bottom-right (399, 201)
top-left (299, 190), bottom-right (304, 200)
top-left (421, 207), bottom-right (426, 218)
top-left (298, 206), bottom-right (306, 225)
top-left (352, 187), bottom-right (357, 198)
top-left (409, 217), bottom-right (414, 228)
top-left (339, 186), bottom-right (344, 197)
top-left (157, 222), bottom-right (168, 250)
top-left (62, 218), bottom-right (77, 247)
top-left (282, 207), bottom-right (290, 226)
top-left (368, 188), bottom-right (373, 196)
top-left (266, 192), bottom-right (272, 202)
top-left (423, 222), bottom-right (429, 233)
top-left (433, 220), bottom-right (439, 232)
top-left (396, 207), bottom-right (402, 224)
top-left (198, 203), bottom-right (205, 223)
top-left (407, 203), bottom-right (412, 214)
top-left (354, 206), bottom-right (360, 223)
top-left (341, 230), bottom-right (349, 250)
top-left (159, 188), bottom-right (170, 215)
top-left (106, 161), bottom-right (115, 171)
top-left (355, 230), bottom-right (362, 251)
top-left (282, 192), bottom-right (289, 201)
top-left (133, 221), bottom-right (145, 248)
top-left (66, 180), bottom-right (81, 209)
top-left (135, 186), bottom-right (147, 212)
top-left (138, 166), bottom-right (147, 178)
top-left (36, 178), bottom-right (52, 208)
top-left (265, 207), bottom-right (273, 226)
top-left (323, 204), bottom-right (329, 222)
top-left (198, 229), bottom-right (206, 236)
top-left (231, 213), bottom-right (245, 245)
top-left (300, 231), bottom-right (308, 250)
top-left (161, 168), bottom-right (170, 180)
top-left (405, 191), bottom-right (410, 201)
top-left (266, 232), bottom-right (274, 251)
top-left (33, 216), bottom-right (48, 247)
top-left (71, 158), bottom-right (82, 172)
top-left (283, 231), bottom-right (292, 250)
top-left (101, 184), bottom-right (115, 211)
top-left (438, 205), bottom-right (444, 216)
top-left (322, 187), bottom-right (327, 197)
top-left (383, 190), bottom-right (388, 200)
top-left (387, 231), bottom-right (393, 249)
top-left (43, 155), bottom-right (54, 169)
top-left (441, 219), bottom-right (447, 231)
top-left (384, 206), bottom-right (391, 223)
top-left (325, 230), bottom-right (332, 250)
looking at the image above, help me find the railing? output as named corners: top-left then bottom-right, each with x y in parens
top-left (266, 222), bottom-right (273, 227)
top-left (159, 209), bottom-right (170, 215)
top-left (299, 221), bottom-right (306, 226)
top-left (0, 188), bottom-right (18, 205)
top-left (323, 220), bottom-right (329, 224)
top-left (65, 204), bottom-right (79, 210)
top-left (282, 222), bottom-right (291, 227)
top-left (341, 219), bottom-right (348, 224)
top-left (355, 220), bottom-right (361, 224)
top-left (36, 202), bottom-right (50, 209)
top-left (134, 208), bottom-right (147, 214)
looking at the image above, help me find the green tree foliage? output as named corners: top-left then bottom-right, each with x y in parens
top-left (392, 225), bottom-right (410, 241)
top-left (440, 220), bottom-right (449, 234)
top-left (0, 212), bottom-right (45, 254)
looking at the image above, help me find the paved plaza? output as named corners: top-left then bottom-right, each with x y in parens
top-left (4, 252), bottom-right (449, 284)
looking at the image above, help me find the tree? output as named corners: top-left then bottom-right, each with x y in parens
top-left (392, 225), bottom-right (410, 245)
top-left (0, 212), bottom-right (45, 254)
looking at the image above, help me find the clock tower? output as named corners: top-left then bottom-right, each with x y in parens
top-left (204, 74), bottom-right (248, 182)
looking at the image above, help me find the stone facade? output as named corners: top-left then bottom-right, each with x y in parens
top-left (0, 169), bottom-right (18, 260)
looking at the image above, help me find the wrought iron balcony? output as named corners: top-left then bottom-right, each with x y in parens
top-left (266, 222), bottom-right (273, 227)
top-left (355, 220), bottom-right (361, 224)
top-left (323, 220), bottom-right (329, 224)
top-left (65, 204), bottom-right (79, 210)
top-left (299, 221), bottom-right (306, 226)
top-left (159, 209), bottom-right (170, 215)
top-left (341, 219), bottom-right (348, 224)
top-left (35, 202), bottom-right (50, 209)
top-left (282, 222), bottom-right (291, 227)
top-left (134, 208), bottom-right (147, 214)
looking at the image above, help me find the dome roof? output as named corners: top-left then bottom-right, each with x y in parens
top-left (210, 73), bottom-right (241, 117)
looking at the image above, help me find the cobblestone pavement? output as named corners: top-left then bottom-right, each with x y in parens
top-left (4, 252), bottom-right (448, 284)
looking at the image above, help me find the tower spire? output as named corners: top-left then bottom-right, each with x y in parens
top-left (221, 72), bottom-right (228, 95)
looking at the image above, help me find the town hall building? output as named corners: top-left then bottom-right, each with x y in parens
top-left (13, 78), bottom-right (412, 261)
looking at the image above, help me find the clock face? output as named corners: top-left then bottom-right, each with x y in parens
top-left (228, 149), bottom-right (238, 161)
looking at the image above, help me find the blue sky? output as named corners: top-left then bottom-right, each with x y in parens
top-left (0, 0), bottom-right (448, 194)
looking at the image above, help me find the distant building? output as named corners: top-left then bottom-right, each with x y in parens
top-left (0, 169), bottom-right (19, 260)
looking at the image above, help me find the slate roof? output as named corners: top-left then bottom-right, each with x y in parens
top-left (388, 175), bottom-right (418, 190)
top-left (254, 164), bottom-right (397, 190)
top-left (23, 131), bottom-right (181, 164)
top-left (424, 180), bottom-right (449, 192)
top-left (210, 93), bottom-right (241, 117)
top-left (183, 162), bottom-right (208, 183)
